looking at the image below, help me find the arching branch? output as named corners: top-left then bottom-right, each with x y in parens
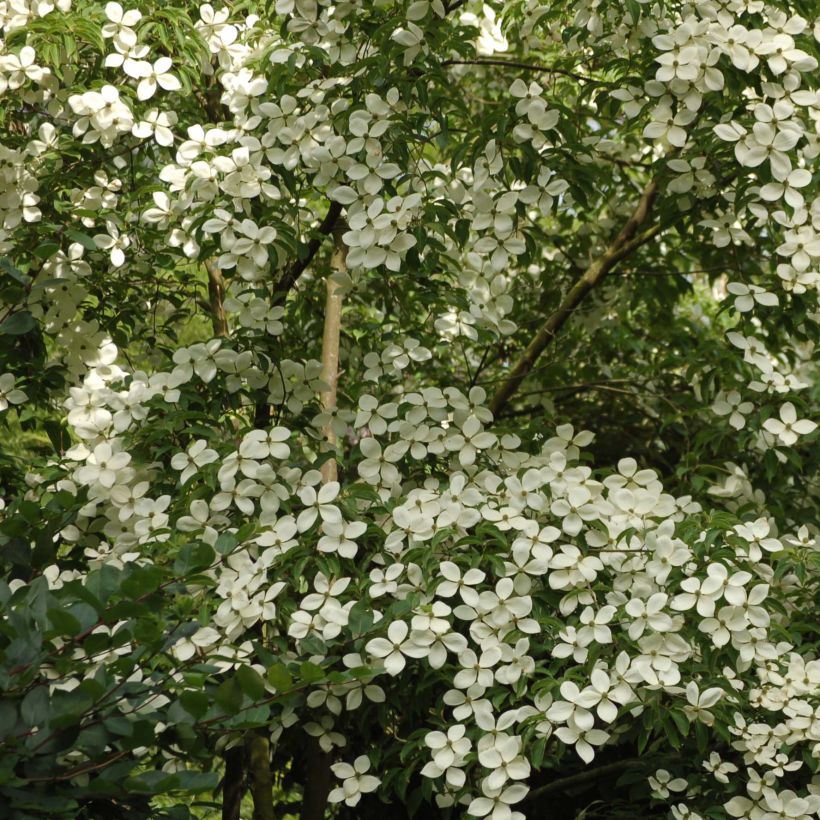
top-left (273, 201), bottom-right (343, 305)
top-left (489, 177), bottom-right (663, 417)
top-left (523, 758), bottom-right (643, 804)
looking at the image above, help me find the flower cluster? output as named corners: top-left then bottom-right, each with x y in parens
top-left (0, 1), bottom-right (817, 819)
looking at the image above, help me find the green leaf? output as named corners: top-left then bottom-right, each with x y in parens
top-left (266, 663), bottom-right (293, 691)
top-left (6, 789), bottom-right (79, 813)
top-left (531, 736), bottom-right (546, 768)
top-left (0, 701), bottom-right (18, 736)
top-left (348, 601), bottom-right (374, 634)
top-left (174, 542), bottom-right (215, 575)
top-left (236, 665), bottom-right (266, 701)
top-left (0, 258), bottom-right (30, 285)
top-left (215, 676), bottom-right (243, 715)
top-left (174, 770), bottom-right (220, 793)
top-left (32, 243), bottom-right (60, 260)
top-left (21, 686), bottom-right (49, 727)
top-left (47, 607), bottom-right (82, 636)
top-left (180, 690), bottom-right (209, 720)
top-left (0, 311), bottom-right (36, 336)
top-left (299, 661), bottom-right (324, 683)
top-left (214, 532), bottom-right (237, 555)
top-left (669, 709), bottom-right (690, 739)
top-left (65, 230), bottom-right (97, 251)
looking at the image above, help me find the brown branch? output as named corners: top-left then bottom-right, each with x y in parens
top-left (318, 223), bottom-right (347, 484)
top-left (523, 758), bottom-right (643, 804)
top-left (298, 226), bottom-right (347, 819)
top-left (488, 176), bottom-right (663, 418)
top-left (273, 200), bottom-right (343, 306)
top-left (26, 750), bottom-right (131, 782)
top-left (440, 58), bottom-right (610, 85)
top-left (205, 260), bottom-right (229, 338)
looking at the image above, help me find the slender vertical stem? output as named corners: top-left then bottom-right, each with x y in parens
top-left (300, 225), bottom-right (347, 820)
top-left (318, 224), bottom-right (347, 484)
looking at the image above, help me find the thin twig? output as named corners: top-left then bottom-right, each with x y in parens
top-left (440, 58), bottom-right (611, 86)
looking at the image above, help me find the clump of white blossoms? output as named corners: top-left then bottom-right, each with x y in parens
top-left (0, 0), bottom-right (817, 818)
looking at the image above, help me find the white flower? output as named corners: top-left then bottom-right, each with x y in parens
top-left (762, 402), bottom-right (816, 446)
top-left (93, 221), bottom-right (130, 267)
top-left (317, 520), bottom-right (367, 558)
top-left (354, 394), bottom-right (397, 434)
top-left (365, 620), bottom-right (426, 675)
top-left (239, 427), bottom-right (291, 460)
top-left (102, 2), bottom-right (142, 49)
top-left (643, 103), bottom-right (696, 147)
top-left (423, 724), bottom-right (471, 774)
top-left (0, 374), bottom-right (27, 411)
top-left (712, 390), bottom-right (754, 429)
top-left (75, 442), bottom-right (131, 489)
top-left (172, 625), bottom-right (220, 661)
top-left (648, 769), bottom-right (688, 799)
top-left (328, 755), bottom-right (380, 807)
top-left (467, 784), bottom-right (529, 820)
top-left (170, 439), bottom-right (218, 484)
top-left (702, 752), bottom-right (737, 784)
top-left (357, 438), bottom-right (404, 486)
top-left (625, 592), bottom-right (674, 639)
top-left (682, 681), bottom-right (723, 726)
top-left (132, 108), bottom-right (177, 147)
top-left (725, 282), bottom-right (778, 313)
top-left (296, 481), bottom-right (342, 531)
top-left (437, 561), bottom-right (485, 598)
top-left (759, 167), bottom-right (812, 207)
top-left (554, 717), bottom-right (609, 763)
top-left (134, 57), bottom-right (181, 101)
top-left (0, 46), bottom-right (49, 88)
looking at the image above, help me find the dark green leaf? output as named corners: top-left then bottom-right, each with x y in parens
top-left (0, 311), bottom-right (36, 336)
top-left (236, 665), bottom-right (266, 701)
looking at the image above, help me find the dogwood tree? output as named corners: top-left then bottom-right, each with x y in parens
top-left (0, 0), bottom-right (818, 819)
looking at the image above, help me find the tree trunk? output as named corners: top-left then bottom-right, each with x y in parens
top-left (299, 737), bottom-right (334, 820)
top-left (246, 731), bottom-right (275, 820)
top-left (221, 743), bottom-right (246, 820)
top-left (299, 225), bottom-right (347, 820)
top-left (318, 224), bottom-right (347, 484)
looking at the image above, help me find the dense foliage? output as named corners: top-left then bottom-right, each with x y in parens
top-left (0, 0), bottom-right (818, 818)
